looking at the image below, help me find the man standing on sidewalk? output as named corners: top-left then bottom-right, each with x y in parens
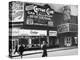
top-left (19, 44), bottom-right (25, 58)
top-left (14, 45), bottom-right (18, 54)
top-left (41, 41), bottom-right (48, 57)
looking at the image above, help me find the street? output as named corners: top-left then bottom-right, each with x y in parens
top-left (13, 48), bottom-right (78, 59)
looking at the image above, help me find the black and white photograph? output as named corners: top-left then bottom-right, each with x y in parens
top-left (9, 1), bottom-right (78, 59)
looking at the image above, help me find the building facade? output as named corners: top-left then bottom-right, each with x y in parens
top-left (57, 6), bottom-right (78, 47)
top-left (9, 1), bottom-right (78, 57)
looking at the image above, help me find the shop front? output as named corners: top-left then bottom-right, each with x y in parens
top-left (10, 28), bottom-right (47, 49)
top-left (58, 32), bottom-right (78, 47)
top-left (57, 23), bottom-right (78, 47)
top-left (9, 28), bottom-right (48, 56)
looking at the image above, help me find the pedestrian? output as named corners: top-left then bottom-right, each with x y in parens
top-left (19, 44), bottom-right (24, 58)
top-left (41, 41), bottom-right (47, 57)
top-left (9, 40), bottom-right (12, 58)
top-left (14, 45), bottom-right (18, 54)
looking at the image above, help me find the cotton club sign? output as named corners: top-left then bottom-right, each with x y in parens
top-left (24, 3), bottom-right (54, 26)
top-left (25, 4), bottom-right (54, 16)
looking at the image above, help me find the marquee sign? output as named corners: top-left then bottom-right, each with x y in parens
top-left (24, 3), bottom-right (54, 26)
top-left (25, 5), bottom-right (54, 16)
top-left (69, 23), bottom-right (78, 32)
top-left (57, 23), bottom-right (78, 33)
top-left (57, 23), bottom-right (69, 33)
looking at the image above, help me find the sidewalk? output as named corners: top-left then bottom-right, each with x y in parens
top-left (11, 46), bottom-right (78, 57)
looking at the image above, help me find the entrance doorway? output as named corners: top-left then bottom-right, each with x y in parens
top-left (49, 37), bottom-right (57, 48)
top-left (64, 37), bottom-right (72, 46)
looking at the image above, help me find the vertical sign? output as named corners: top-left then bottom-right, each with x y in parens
top-left (63, 6), bottom-right (71, 23)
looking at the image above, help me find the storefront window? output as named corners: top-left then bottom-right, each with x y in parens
top-left (31, 36), bottom-right (40, 48)
top-left (40, 36), bottom-right (47, 44)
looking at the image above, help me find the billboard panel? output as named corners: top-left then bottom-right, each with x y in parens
top-left (9, 1), bottom-right (24, 22)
